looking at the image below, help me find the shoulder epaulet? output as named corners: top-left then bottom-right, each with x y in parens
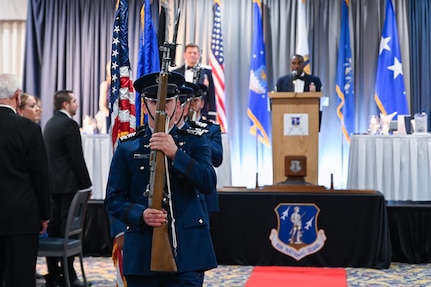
top-left (178, 127), bottom-right (208, 136)
top-left (119, 125), bottom-right (146, 142)
top-left (190, 120), bottom-right (208, 129)
top-left (201, 118), bottom-right (219, 125)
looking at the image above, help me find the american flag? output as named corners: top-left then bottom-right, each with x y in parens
top-left (209, 0), bottom-right (228, 133)
top-left (110, 0), bottom-right (136, 148)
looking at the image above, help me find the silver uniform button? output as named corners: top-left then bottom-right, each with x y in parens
top-left (198, 219), bottom-right (203, 224)
top-left (140, 166), bottom-right (145, 170)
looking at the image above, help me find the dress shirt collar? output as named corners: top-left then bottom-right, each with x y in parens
top-left (0, 104), bottom-right (17, 113)
top-left (59, 109), bottom-right (72, 119)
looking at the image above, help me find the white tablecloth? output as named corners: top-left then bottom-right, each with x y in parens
top-left (82, 134), bottom-right (113, 200)
top-left (347, 134), bottom-right (431, 201)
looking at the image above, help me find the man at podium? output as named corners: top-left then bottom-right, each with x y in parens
top-left (276, 54), bottom-right (322, 93)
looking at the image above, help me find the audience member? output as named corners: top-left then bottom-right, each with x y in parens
top-left (43, 90), bottom-right (92, 287)
top-left (18, 93), bottom-right (41, 123)
top-left (0, 73), bottom-right (50, 287)
top-left (104, 71), bottom-right (217, 287)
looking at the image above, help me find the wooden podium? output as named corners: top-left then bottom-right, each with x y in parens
top-left (269, 92), bottom-right (322, 184)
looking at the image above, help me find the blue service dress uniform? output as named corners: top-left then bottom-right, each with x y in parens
top-left (104, 124), bottom-right (217, 277)
top-left (188, 118), bottom-right (223, 213)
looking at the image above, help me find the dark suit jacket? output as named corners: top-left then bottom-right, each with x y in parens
top-left (276, 72), bottom-right (322, 92)
top-left (173, 65), bottom-right (217, 120)
top-left (43, 111), bottom-right (91, 194)
top-left (0, 106), bottom-right (50, 235)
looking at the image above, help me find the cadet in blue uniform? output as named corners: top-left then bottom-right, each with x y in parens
top-left (188, 83), bottom-right (223, 214)
top-left (104, 72), bottom-right (217, 287)
top-left (175, 82), bottom-right (197, 130)
top-left (175, 82), bottom-right (198, 130)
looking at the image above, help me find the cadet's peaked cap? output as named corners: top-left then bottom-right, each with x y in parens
top-left (178, 86), bottom-right (194, 104)
top-left (184, 82), bottom-right (200, 95)
top-left (133, 72), bottom-right (185, 99)
top-left (196, 83), bottom-right (208, 95)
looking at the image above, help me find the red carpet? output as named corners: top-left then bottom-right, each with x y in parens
top-left (244, 266), bottom-right (347, 287)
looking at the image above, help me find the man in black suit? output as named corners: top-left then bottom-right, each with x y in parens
top-left (276, 54), bottom-right (322, 93)
top-left (43, 90), bottom-right (92, 287)
top-left (0, 73), bottom-right (50, 287)
top-left (173, 43), bottom-right (217, 120)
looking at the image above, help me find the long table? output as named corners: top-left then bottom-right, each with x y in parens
top-left (347, 134), bottom-right (431, 201)
top-left (210, 188), bottom-right (392, 269)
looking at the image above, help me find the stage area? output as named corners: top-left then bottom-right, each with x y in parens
top-left (82, 188), bottom-right (431, 266)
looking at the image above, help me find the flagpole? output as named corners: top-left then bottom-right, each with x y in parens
top-left (255, 133), bottom-right (259, 188)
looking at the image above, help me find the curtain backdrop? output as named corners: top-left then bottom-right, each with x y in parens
top-left (21, 0), bottom-right (428, 188)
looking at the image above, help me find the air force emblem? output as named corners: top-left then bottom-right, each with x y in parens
top-left (269, 203), bottom-right (326, 261)
top-left (291, 117), bottom-right (301, 126)
top-left (284, 113), bottom-right (309, 136)
top-left (289, 160), bottom-right (302, 173)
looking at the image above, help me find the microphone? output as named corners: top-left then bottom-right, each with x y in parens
top-left (292, 70), bottom-right (298, 79)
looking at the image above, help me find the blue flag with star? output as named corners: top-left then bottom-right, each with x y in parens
top-left (336, 0), bottom-right (355, 143)
top-left (247, 0), bottom-right (271, 147)
top-left (374, 0), bottom-right (408, 117)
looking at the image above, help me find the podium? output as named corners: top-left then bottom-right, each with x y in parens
top-left (269, 92), bottom-right (322, 184)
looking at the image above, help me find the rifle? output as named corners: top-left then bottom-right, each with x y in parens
top-left (148, 9), bottom-right (181, 272)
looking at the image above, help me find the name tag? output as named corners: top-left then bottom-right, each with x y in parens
top-left (133, 153), bottom-right (149, 159)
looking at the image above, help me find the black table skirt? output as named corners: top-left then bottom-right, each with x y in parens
top-left (387, 201), bottom-right (431, 263)
top-left (210, 190), bottom-right (391, 269)
top-left (83, 200), bottom-right (112, 256)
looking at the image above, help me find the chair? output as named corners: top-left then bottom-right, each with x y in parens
top-left (38, 188), bottom-right (92, 287)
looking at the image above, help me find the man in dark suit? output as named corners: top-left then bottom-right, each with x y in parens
top-left (43, 90), bottom-right (92, 287)
top-left (173, 43), bottom-right (217, 120)
top-left (276, 54), bottom-right (323, 131)
top-left (276, 54), bottom-right (322, 92)
top-left (0, 73), bottom-right (50, 287)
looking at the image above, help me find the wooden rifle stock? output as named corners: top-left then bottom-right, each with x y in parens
top-left (149, 72), bottom-right (177, 272)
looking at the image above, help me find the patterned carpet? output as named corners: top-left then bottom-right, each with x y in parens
top-left (36, 257), bottom-right (431, 286)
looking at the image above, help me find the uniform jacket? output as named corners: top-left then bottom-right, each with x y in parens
top-left (0, 106), bottom-right (50, 235)
top-left (174, 65), bottom-right (216, 120)
top-left (187, 119), bottom-right (222, 213)
top-left (276, 72), bottom-right (322, 92)
top-left (104, 124), bottom-right (217, 275)
top-left (43, 111), bottom-right (92, 194)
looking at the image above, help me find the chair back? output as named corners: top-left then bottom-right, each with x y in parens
top-left (65, 188), bottom-right (91, 241)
